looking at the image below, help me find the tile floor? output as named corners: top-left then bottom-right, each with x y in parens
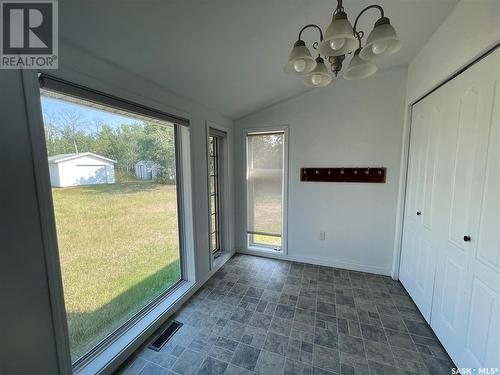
top-left (115, 254), bottom-right (456, 375)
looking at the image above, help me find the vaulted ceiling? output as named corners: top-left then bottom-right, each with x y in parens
top-left (60, 0), bottom-right (458, 119)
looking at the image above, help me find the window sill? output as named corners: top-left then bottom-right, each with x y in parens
top-left (247, 245), bottom-right (284, 254)
top-left (74, 280), bottom-right (195, 375)
top-left (212, 250), bottom-right (233, 270)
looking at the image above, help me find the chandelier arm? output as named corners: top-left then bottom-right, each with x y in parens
top-left (298, 24), bottom-right (324, 42)
top-left (353, 4), bottom-right (385, 35)
top-left (355, 31), bottom-right (364, 50)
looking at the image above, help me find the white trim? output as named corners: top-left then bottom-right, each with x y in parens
top-left (391, 103), bottom-right (413, 280)
top-left (177, 124), bottom-right (196, 284)
top-left (21, 70), bottom-right (73, 375)
top-left (237, 248), bottom-right (392, 276)
top-left (242, 125), bottom-right (289, 255)
top-left (206, 120), bottom-right (234, 271)
top-left (247, 243), bottom-right (284, 254)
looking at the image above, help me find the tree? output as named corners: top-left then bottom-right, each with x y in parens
top-left (58, 109), bottom-right (90, 153)
top-left (41, 102), bottom-right (177, 184)
top-left (138, 123), bottom-right (176, 184)
top-left (109, 124), bottom-right (142, 173)
top-left (92, 124), bottom-right (113, 158)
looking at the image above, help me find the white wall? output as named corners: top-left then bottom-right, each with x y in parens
top-left (406, 0), bottom-right (500, 104)
top-left (0, 41), bottom-right (234, 374)
top-left (234, 68), bottom-right (407, 275)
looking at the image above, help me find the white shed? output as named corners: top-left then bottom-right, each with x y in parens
top-left (135, 160), bottom-right (158, 180)
top-left (48, 152), bottom-right (116, 188)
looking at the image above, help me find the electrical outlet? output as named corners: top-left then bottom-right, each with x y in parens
top-left (319, 231), bottom-right (326, 241)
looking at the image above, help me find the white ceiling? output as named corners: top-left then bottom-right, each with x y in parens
top-left (60, 0), bottom-right (458, 119)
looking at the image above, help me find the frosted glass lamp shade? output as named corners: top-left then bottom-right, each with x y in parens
top-left (318, 12), bottom-right (357, 57)
top-left (304, 57), bottom-right (332, 87)
top-left (359, 17), bottom-right (401, 61)
top-left (344, 49), bottom-right (378, 80)
top-left (284, 40), bottom-right (316, 74)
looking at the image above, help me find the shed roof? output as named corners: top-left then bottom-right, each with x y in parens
top-left (48, 152), bottom-right (117, 164)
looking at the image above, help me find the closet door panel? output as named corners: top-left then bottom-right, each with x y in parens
top-left (400, 224), bottom-right (417, 288)
top-left (464, 276), bottom-right (498, 365)
top-left (400, 94), bottom-right (441, 321)
top-left (476, 110), bottom-right (500, 272)
top-left (421, 103), bottom-right (441, 232)
top-left (399, 102), bottom-right (425, 293)
top-left (464, 59), bottom-right (500, 366)
top-left (448, 86), bottom-right (484, 246)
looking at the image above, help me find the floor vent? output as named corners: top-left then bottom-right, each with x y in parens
top-left (148, 321), bottom-right (183, 351)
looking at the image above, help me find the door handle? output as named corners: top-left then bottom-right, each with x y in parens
top-left (463, 235), bottom-right (471, 242)
top-left (416, 211), bottom-right (421, 216)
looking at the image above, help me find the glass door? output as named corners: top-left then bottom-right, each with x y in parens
top-left (246, 130), bottom-right (286, 251)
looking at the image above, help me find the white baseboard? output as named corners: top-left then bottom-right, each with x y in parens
top-left (236, 248), bottom-right (392, 277)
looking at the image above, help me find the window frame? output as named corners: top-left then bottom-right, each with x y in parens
top-left (23, 71), bottom-right (196, 375)
top-left (209, 133), bottom-right (222, 256)
top-left (243, 126), bottom-right (289, 255)
top-left (206, 122), bottom-right (232, 270)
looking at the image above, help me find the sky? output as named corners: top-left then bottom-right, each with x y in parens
top-left (40, 95), bottom-right (143, 132)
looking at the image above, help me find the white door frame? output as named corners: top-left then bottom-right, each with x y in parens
top-left (242, 125), bottom-right (289, 255)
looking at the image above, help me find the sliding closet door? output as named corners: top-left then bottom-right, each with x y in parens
top-left (400, 89), bottom-right (443, 321)
top-left (431, 48), bottom-right (500, 368)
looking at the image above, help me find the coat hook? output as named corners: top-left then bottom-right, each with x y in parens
top-left (328, 169), bottom-right (331, 175)
top-left (354, 169), bottom-right (358, 175)
top-left (315, 170), bottom-right (319, 174)
top-left (365, 168), bottom-right (370, 175)
top-left (378, 169), bottom-right (382, 175)
top-left (341, 168), bottom-right (344, 175)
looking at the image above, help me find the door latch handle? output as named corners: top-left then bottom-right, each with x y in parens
top-left (463, 235), bottom-right (471, 242)
top-left (416, 211), bottom-right (421, 216)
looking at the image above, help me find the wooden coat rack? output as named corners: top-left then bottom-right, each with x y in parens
top-left (300, 167), bottom-right (386, 183)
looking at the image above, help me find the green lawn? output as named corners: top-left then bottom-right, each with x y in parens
top-left (253, 192), bottom-right (282, 247)
top-left (52, 181), bottom-right (181, 362)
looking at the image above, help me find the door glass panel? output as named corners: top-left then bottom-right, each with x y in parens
top-left (246, 132), bottom-right (284, 248)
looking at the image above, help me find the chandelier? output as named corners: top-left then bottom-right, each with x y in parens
top-left (284, 0), bottom-right (401, 87)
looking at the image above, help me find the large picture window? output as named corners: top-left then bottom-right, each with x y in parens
top-left (39, 81), bottom-right (185, 364)
top-left (246, 130), bottom-right (286, 250)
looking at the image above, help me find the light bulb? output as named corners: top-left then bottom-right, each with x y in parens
top-left (372, 40), bottom-right (388, 55)
top-left (330, 38), bottom-right (346, 51)
top-left (293, 59), bottom-right (306, 72)
top-left (311, 74), bottom-right (323, 86)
